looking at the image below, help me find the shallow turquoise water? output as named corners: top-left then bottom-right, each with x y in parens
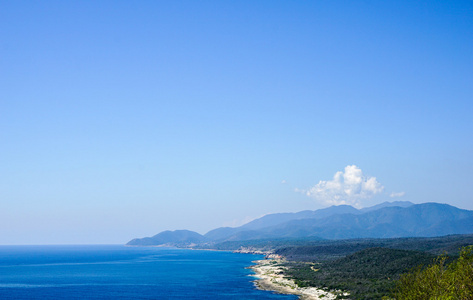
top-left (0, 245), bottom-right (296, 299)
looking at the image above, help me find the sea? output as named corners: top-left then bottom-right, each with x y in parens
top-left (0, 245), bottom-right (297, 299)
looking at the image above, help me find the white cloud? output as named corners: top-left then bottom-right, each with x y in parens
top-left (390, 191), bottom-right (405, 198)
top-left (281, 180), bottom-right (287, 184)
top-left (301, 165), bottom-right (384, 207)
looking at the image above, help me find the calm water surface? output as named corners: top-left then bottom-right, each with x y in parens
top-left (0, 245), bottom-right (296, 299)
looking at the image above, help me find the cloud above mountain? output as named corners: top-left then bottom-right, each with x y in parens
top-left (301, 165), bottom-right (384, 207)
top-left (390, 191), bottom-right (405, 198)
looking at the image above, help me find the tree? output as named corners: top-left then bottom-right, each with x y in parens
top-left (393, 246), bottom-right (473, 299)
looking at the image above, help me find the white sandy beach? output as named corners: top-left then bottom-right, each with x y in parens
top-left (250, 259), bottom-right (339, 300)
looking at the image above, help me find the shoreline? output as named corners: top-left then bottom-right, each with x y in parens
top-left (249, 258), bottom-right (338, 300)
top-left (126, 244), bottom-right (340, 299)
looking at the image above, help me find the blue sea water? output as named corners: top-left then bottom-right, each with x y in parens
top-left (0, 245), bottom-right (296, 299)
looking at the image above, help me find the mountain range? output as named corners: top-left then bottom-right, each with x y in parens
top-left (126, 201), bottom-right (473, 247)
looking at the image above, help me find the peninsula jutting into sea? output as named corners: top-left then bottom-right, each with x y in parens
top-left (128, 201), bottom-right (473, 299)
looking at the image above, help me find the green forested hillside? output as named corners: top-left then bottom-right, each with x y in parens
top-left (394, 246), bottom-right (473, 299)
top-left (273, 234), bottom-right (473, 261)
top-left (284, 248), bottom-right (438, 299)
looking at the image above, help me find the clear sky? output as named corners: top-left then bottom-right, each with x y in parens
top-left (1, 1), bottom-right (472, 244)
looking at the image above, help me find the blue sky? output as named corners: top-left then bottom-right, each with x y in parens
top-left (1, 1), bottom-right (472, 244)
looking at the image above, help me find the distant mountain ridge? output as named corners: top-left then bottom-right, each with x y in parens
top-left (204, 204), bottom-right (365, 241)
top-left (127, 230), bottom-right (208, 246)
top-left (257, 203), bottom-right (473, 240)
top-left (204, 201), bottom-right (413, 241)
top-left (126, 201), bottom-right (473, 247)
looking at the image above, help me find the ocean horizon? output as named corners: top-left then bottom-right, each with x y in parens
top-left (0, 245), bottom-right (296, 299)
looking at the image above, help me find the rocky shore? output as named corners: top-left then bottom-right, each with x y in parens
top-left (249, 258), bottom-right (338, 300)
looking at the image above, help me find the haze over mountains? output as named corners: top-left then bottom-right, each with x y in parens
top-left (126, 202), bottom-right (473, 247)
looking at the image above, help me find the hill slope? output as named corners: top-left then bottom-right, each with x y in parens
top-left (258, 203), bottom-right (473, 240)
top-left (285, 247), bottom-right (438, 300)
top-left (126, 202), bottom-right (473, 246)
top-left (127, 230), bottom-right (208, 246)
top-left (205, 201), bottom-right (413, 241)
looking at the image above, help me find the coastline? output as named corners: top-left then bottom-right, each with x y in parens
top-left (126, 245), bottom-right (340, 299)
top-left (249, 258), bottom-right (338, 300)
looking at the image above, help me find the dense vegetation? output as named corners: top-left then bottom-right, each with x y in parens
top-left (284, 248), bottom-right (438, 299)
top-left (274, 234), bottom-right (473, 261)
top-left (202, 234), bottom-right (473, 256)
top-left (206, 235), bottom-right (473, 299)
top-left (393, 246), bottom-right (473, 299)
